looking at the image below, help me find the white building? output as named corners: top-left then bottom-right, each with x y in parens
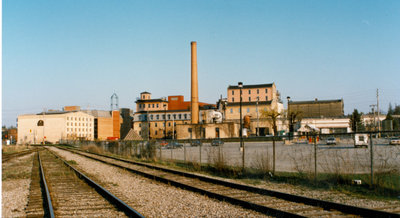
top-left (17, 111), bottom-right (94, 144)
top-left (297, 117), bottom-right (351, 134)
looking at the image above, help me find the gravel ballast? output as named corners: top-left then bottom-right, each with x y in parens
top-left (50, 147), bottom-right (269, 217)
top-left (2, 154), bottom-right (34, 217)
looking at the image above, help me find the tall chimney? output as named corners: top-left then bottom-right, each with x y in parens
top-left (191, 41), bottom-right (199, 124)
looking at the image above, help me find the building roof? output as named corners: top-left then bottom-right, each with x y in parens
top-left (289, 99), bottom-right (343, 105)
top-left (228, 83), bottom-right (274, 90)
top-left (140, 91), bottom-right (151, 94)
top-left (36, 111), bottom-right (70, 115)
top-left (80, 110), bottom-right (112, 118)
top-left (135, 99), bottom-right (168, 103)
top-left (123, 128), bottom-right (143, 141)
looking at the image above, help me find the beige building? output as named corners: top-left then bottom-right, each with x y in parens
top-left (17, 111), bottom-right (94, 144)
top-left (225, 83), bottom-right (284, 136)
top-left (80, 110), bottom-right (122, 140)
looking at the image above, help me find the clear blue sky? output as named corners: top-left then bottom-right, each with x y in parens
top-left (3, 0), bottom-right (400, 127)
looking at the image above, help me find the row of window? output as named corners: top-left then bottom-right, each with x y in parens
top-left (232, 96), bottom-right (268, 102)
top-left (139, 103), bottom-right (164, 109)
top-left (67, 117), bottom-right (92, 121)
top-left (67, 122), bottom-right (92, 127)
top-left (67, 128), bottom-right (92, 132)
top-left (139, 130), bottom-right (166, 136)
top-left (66, 133), bottom-right (92, 138)
top-left (232, 88), bottom-right (268, 95)
top-left (139, 122), bottom-right (179, 128)
top-left (138, 113), bottom-right (189, 121)
top-left (230, 107), bottom-right (260, 113)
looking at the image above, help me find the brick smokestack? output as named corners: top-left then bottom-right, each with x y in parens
top-left (191, 41), bottom-right (199, 124)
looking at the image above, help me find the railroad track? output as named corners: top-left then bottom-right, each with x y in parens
top-left (25, 149), bottom-right (144, 217)
top-left (56, 146), bottom-right (400, 218)
top-left (2, 148), bottom-right (41, 163)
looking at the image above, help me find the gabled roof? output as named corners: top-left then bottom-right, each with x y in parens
top-left (123, 128), bottom-right (143, 141)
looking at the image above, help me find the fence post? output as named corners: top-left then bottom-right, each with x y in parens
top-left (273, 136), bottom-right (276, 175)
top-left (370, 133), bottom-right (374, 187)
top-left (314, 134), bottom-right (317, 184)
top-left (199, 143), bottom-right (202, 170)
top-left (159, 143), bottom-right (162, 161)
top-left (184, 145), bottom-right (186, 163)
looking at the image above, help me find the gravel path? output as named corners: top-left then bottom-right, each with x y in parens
top-left (50, 147), bottom-right (269, 217)
top-left (2, 154), bottom-right (34, 217)
top-left (182, 169), bottom-right (400, 210)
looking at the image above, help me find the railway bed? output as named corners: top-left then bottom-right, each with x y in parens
top-left (56, 146), bottom-right (400, 217)
top-left (25, 149), bottom-right (144, 217)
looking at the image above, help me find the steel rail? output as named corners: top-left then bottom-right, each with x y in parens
top-left (38, 151), bottom-right (55, 218)
top-left (46, 148), bottom-right (144, 218)
top-left (2, 148), bottom-right (41, 163)
top-left (59, 146), bottom-right (400, 218)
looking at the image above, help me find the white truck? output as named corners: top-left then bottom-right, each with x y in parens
top-left (354, 134), bottom-right (369, 148)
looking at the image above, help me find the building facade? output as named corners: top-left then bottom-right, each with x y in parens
top-left (225, 83), bottom-right (284, 136)
top-left (133, 92), bottom-right (215, 139)
top-left (17, 111), bottom-right (94, 144)
top-left (288, 99), bottom-right (344, 118)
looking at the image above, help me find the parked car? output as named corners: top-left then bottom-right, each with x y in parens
top-left (191, 140), bottom-right (202, 146)
top-left (389, 137), bottom-right (400, 145)
top-left (326, 137), bottom-right (336, 145)
top-left (211, 139), bottom-right (224, 146)
top-left (165, 141), bottom-right (183, 149)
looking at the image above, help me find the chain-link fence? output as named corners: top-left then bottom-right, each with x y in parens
top-left (64, 131), bottom-right (400, 189)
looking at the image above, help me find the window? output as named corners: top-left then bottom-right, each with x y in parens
top-left (266, 96), bottom-right (268, 101)
top-left (67, 117), bottom-right (69, 120)
top-left (232, 90), bottom-right (234, 95)
top-left (139, 123), bottom-right (141, 127)
top-left (156, 115), bottom-right (159, 120)
top-left (265, 88), bottom-right (268, 93)
top-left (168, 122), bottom-right (171, 127)
top-left (155, 130), bottom-right (158, 135)
top-left (230, 109), bottom-right (233, 113)
top-left (257, 89), bottom-right (259, 94)
top-left (173, 114), bottom-right (176, 120)
top-left (162, 115), bottom-right (166, 120)
top-left (248, 90), bottom-right (251, 94)
top-left (174, 123), bottom-right (176, 126)
top-left (247, 108), bottom-right (250, 113)
top-left (152, 104), bottom-right (155, 108)
top-left (248, 97), bottom-right (251, 101)
top-left (155, 123), bottom-right (158, 127)
top-left (163, 123), bottom-right (165, 127)
top-left (157, 104), bottom-right (159, 108)
top-left (168, 114), bottom-right (171, 120)
top-left (232, 97), bottom-right (234, 102)
top-left (79, 118), bottom-right (81, 121)
top-left (75, 117), bottom-right (77, 121)
top-left (150, 115), bottom-right (153, 120)
top-left (178, 114), bottom-right (181, 119)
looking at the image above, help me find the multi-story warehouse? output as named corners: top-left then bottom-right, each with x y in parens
top-left (224, 83), bottom-right (284, 136)
top-left (288, 99), bottom-right (344, 118)
top-left (17, 111), bottom-right (95, 144)
top-left (133, 92), bottom-right (214, 139)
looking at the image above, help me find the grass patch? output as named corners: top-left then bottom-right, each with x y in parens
top-left (67, 160), bottom-right (77, 165)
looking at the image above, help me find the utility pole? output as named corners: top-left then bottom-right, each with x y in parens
top-left (377, 89), bottom-right (380, 136)
top-left (256, 97), bottom-right (259, 136)
top-left (370, 104), bottom-right (376, 131)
